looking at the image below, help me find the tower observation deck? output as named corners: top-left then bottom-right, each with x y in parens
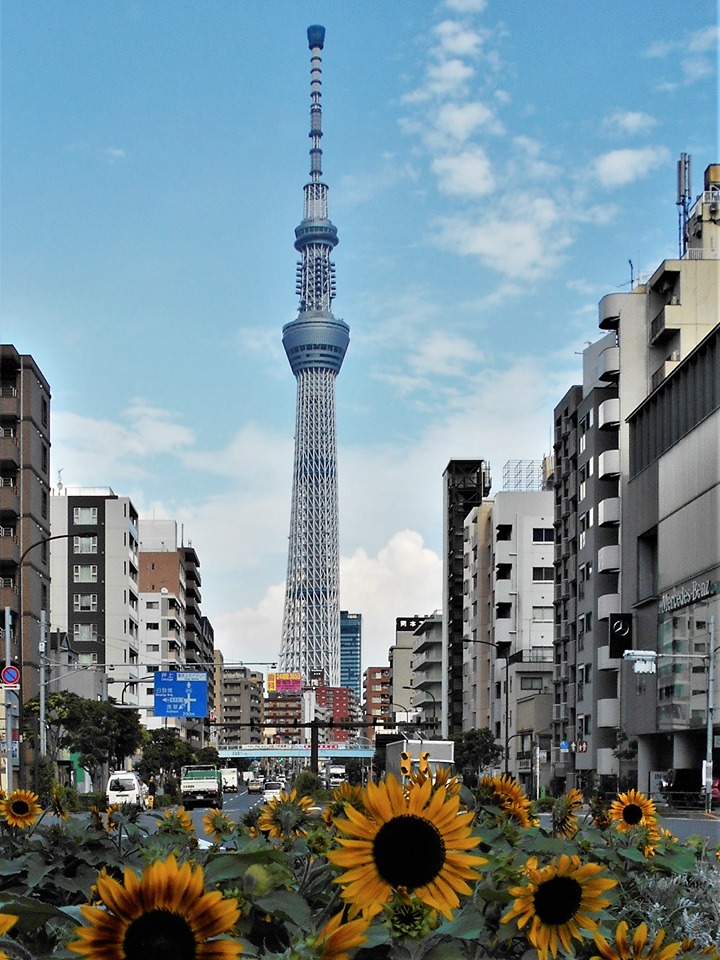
top-left (279, 25), bottom-right (349, 687)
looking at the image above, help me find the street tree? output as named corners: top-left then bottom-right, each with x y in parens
top-left (453, 727), bottom-right (503, 786)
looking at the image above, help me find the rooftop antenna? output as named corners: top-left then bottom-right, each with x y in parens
top-left (628, 259), bottom-right (634, 290)
top-left (57, 468), bottom-right (64, 492)
top-left (677, 152), bottom-right (692, 258)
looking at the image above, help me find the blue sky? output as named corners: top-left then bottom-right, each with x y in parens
top-left (2, 0), bottom-right (716, 672)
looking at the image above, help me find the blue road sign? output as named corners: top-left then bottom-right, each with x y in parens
top-left (154, 671), bottom-right (208, 718)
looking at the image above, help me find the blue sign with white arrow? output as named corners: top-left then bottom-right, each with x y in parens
top-left (154, 671), bottom-right (208, 718)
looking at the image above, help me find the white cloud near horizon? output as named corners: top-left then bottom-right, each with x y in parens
top-left (593, 147), bottom-right (670, 188)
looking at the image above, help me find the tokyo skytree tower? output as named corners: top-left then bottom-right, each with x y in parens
top-left (279, 25), bottom-right (349, 687)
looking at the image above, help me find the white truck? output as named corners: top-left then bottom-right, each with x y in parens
top-left (180, 765), bottom-right (224, 809)
top-left (328, 764), bottom-right (347, 788)
top-left (221, 767), bottom-right (239, 793)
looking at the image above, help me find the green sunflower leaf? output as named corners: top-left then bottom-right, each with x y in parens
top-left (256, 889), bottom-right (312, 927)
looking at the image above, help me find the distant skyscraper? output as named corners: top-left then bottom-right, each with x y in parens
top-left (340, 611), bottom-right (362, 702)
top-left (279, 26), bottom-right (349, 687)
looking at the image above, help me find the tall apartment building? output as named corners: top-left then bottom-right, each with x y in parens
top-left (363, 665), bottom-right (390, 742)
top-left (551, 162), bottom-right (719, 794)
top-left (340, 611), bottom-right (362, 704)
top-left (0, 347), bottom-right (52, 697)
top-left (389, 616), bottom-right (422, 722)
top-left (442, 459), bottom-right (491, 737)
top-left (463, 490), bottom-right (555, 790)
top-left (0, 346), bottom-right (51, 787)
top-left (407, 611), bottom-right (443, 728)
top-left (220, 666), bottom-right (264, 749)
top-left (137, 519), bottom-right (187, 731)
top-left (315, 684), bottom-right (356, 743)
top-left (49, 488), bottom-right (140, 700)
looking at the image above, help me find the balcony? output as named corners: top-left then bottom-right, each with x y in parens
top-left (0, 485), bottom-right (20, 516)
top-left (598, 293), bottom-right (623, 330)
top-left (597, 644), bottom-right (621, 671)
top-left (598, 544), bottom-right (621, 573)
top-left (0, 581), bottom-right (19, 614)
top-left (596, 747), bottom-right (618, 776)
top-left (598, 345), bottom-right (620, 381)
top-left (0, 532), bottom-right (19, 564)
top-left (598, 398), bottom-right (620, 430)
top-left (598, 497), bottom-right (620, 526)
top-left (651, 359), bottom-right (680, 391)
top-left (0, 437), bottom-right (19, 467)
top-left (552, 702), bottom-right (567, 721)
top-left (649, 302), bottom-right (683, 344)
top-left (597, 698), bottom-right (620, 728)
top-left (598, 449), bottom-right (620, 478)
top-left (597, 593), bottom-right (620, 621)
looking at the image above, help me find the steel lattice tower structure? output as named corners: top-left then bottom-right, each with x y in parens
top-left (279, 25), bottom-right (349, 687)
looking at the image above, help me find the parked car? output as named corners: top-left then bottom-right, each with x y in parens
top-left (661, 768), bottom-right (720, 808)
top-left (106, 770), bottom-right (148, 811)
top-left (247, 778), bottom-right (265, 794)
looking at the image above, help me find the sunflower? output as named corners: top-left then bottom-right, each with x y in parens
top-left (552, 788), bottom-right (584, 839)
top-left (50, 783), bottom-right (70, 822)
top-left (609, 789), bottom-right (656, 833)
top-left (257, 789), bottom-right (315, 839)
top-left (305, 910), bottom-right (370, 960)
top-left (501, 853), bottom-right (617, 960)
top-left (409, 766), bottom-right (462, 799)
top-left (327, 773), bottom-right (487, 921)
top-left (68, 854), bottom-right (241, 960)
top-left (159, 807), bottom-right (195, 835)
top-left (203, 809), bottom-right (234, 844)
top-left (0, 912), bottom-right (18, 960)
top-left (0, 788), bottom-right (42, 829)
top-left (479, 774), bottom-right (535, 827)
top-left (591, 920), bottom-right (682, 960)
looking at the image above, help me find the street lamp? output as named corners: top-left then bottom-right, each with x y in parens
top-left (624, 615), bottom-right (717, 815)
top-left (403, 685), bottom-right (437, 726)
top-left (389, 702), bottom-right (410, 726)
top-left (462, 638), bottom-right (511, 777)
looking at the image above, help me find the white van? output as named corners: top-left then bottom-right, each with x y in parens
top-left (106, 770), bottom-right (147, 810)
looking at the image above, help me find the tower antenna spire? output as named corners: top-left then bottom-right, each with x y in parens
top-left (279, 27), bottom-right (350, 688)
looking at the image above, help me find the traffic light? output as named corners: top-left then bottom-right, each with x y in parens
top-left (419, 751), bottom-right (430, 776)
top-left (400, 751), bottom-right (412, 777)
top-left (609, 613), bottom-right (633, 659)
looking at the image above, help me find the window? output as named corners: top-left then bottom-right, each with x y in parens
top-left (146, 643), bottom-right (160, 653)
top-left (73, 623), bottom-right (98, 641)
top-left (73, 506), bottom-right (98, 525)
top-left (532, 566), bottom-right (554, 582)
top-left (520, 676), bottom-right (544, 691)
top-left (73, 594), bottom-right (98, 612)
top-left (532, 606), bottom-right (554, 622)
top-left (496, 524), bottom-right (512, 541)
top-left (496, 603), bottom-right (512, 619)
top-left (533, 528), bottom-right (554, 542)
top-left (146, 622), bottom-right (160, 631)
top-left (74, 536), bottom-right (98, 554)
top-left (146, 601), bottom-right (159, 609)
top-left (41, 444), bottom-right (48, 473)
top-left (496, 563), bottom-right (512, 580)
top-left (73, 564), bottom-right (98, 583)
top-left (41, 491), bottom-right (48, 518)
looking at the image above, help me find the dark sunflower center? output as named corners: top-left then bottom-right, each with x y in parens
top-left (372, 814), bottom-right (446, 890)
top-left (622, 803), bottom-right (643, 824)
top-left (533, 876), bottom-right (582, 925)
top-left (124, 909), bottom-right (197, 960)
top-left (11, 801), bottom-right (29, 816)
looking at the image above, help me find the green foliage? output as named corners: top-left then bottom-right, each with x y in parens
top-left (292, 770), bottom-right (324, 798)
top-left (452, 727), bottom-right (503, 785)
top-left (0, 776), bottom-right (716, 958)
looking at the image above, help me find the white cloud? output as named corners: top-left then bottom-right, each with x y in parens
top-left (644, 26), bottom-right (718, 87)
top-left (432, 145), bottom-right (495, 196)
top-left (433, 196), bottom-right (572, 278)
top-left (593, 147), bottom-right (669, 188)
top-left (444, 0), bottom-right (488, 11)
top-left (602, 111), bottom-right (657, 137)
top-left (435, 101), bottom-right (500, 142)
top-left (52, 401), bottom-right (195, 484)
top-left (434, 20), bottom-right (483, 58)
top-left (404, 59), bottom-right (475, 103)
